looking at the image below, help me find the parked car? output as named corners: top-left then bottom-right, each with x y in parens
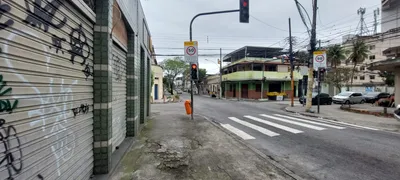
top-left (175, 89), bottom-right (183, 94)
top-left (363, 92), bottom-right (390, 103)
top-left (332, 92), bottom-right (365, 104)
top-left (395, 105), bottom-right (400, 121)
top-left (377, 94), bottom-right (395, 107)
top-left (299, 93), bottom-right (333, 105)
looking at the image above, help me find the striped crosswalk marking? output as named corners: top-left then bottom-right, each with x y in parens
top-left (244, 116), bottom-right (303, 134)
top-left (221, 124), bottom-right (256, 140)
top-left (228, 117), bottom-right (280, 137)
top-left (294, 115), bottom-right (378, 131)
top-left (273, 114), bottom-right (346, 129)
top-left (260, 114), bottom-right (326, 131)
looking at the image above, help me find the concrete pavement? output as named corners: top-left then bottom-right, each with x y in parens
top-left (109, 102), bottom-right (295, 180)
top-left (186, 93), bottom-right (400, 180)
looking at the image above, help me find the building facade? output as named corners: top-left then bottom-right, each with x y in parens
top-left (222, 47), bottom-right (303, 100)
top-left (151, 65), bottom-right (163, 101)
top-left (205, 74), bottom-right (220, 97)
top-left (0, 0), bottom-right (152, 179)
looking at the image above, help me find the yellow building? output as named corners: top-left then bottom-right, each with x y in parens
top-left (151, 65), bottom-right (164, 101)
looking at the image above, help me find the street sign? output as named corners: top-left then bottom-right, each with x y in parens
top-left (184, 41), bottom-right (198, 63)
top-left (313, 50), bottom-right (327, 71)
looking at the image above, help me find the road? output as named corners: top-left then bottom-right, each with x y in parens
top-left (183, 93), bottom-right (400, 180)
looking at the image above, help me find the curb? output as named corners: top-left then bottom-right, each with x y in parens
top-left (340, 107), bottom-right (394, 118)
top-left (284, 107), bottom-right (339, 121)
top-left (196, 113), bottom-right (308, 180)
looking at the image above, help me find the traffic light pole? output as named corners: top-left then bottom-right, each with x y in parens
top-left (189, 9), bottom-right (240, 120)
top-left (317, 68), bottom-right (321, 114)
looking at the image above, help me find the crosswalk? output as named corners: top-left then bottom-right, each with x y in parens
top-left (221, 113), bottom-right (378, 140)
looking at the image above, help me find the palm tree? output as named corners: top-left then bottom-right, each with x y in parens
top-left (327, 44), bottom-right (347, 68)
top-left (347, 40), bottom-right (369, 87)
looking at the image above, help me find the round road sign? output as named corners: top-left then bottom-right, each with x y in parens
top-left (315, 55), bottom-right (324, 62)
top-left (186, 46), bottom-right (196, 56)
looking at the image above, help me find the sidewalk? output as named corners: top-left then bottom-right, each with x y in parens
top-left (109, 103), bottom-right (296, 180)
top-left (285, 105), bottom-right (400, 132)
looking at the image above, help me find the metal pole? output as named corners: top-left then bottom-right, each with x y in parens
top-left (261, 66), bottom-right (264, 99)
top-left (305, 0), bottom-right (318, 112)
top-left (317, 69), bottom-right (321, 113)
top-left (289, 18), bottom-right (294, 107)
top-left (220, 48), bottom-right (222, 99)
top-left (189, 9), bottom-right (240, 120)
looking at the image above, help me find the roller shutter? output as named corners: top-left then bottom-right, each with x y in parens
top-left (111, 43), bottom-right (127, 152)
top-left (0, 0), bottom-right (94, 179)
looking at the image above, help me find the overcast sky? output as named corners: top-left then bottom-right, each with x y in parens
top-left (142, 0), bottom-right (380, 74)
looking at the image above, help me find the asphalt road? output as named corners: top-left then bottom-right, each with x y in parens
top-left (183, 93), bottom-right (400, 180)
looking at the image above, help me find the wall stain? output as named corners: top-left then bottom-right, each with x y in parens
top-left (0, 119), bottom-right (23, 180)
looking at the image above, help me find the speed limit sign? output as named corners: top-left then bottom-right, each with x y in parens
top-left (184, 41), bottom-right (198, 63)
top-left (313, 50), bottom-right (327, 71)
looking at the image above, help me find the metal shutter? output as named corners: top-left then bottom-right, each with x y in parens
top-left (111, 43), bottom-right (127, 152)
top-left (0, 1), bottom-right (94, 179)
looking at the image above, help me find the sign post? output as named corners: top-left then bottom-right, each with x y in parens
top-left (184, 41), bottom-right (198, 120)
top-left (313, 51), bottom-right (326, 114)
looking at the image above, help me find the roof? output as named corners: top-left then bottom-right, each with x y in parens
top-left (223, 46), bottom-right (283, 62)
top-left (222, 58), bottom-right (290, 69)
top-left (368, 58), bottom-right (400, 71)
top-left (383, 46), bottom-right (400, 54)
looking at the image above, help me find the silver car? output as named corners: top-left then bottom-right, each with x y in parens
top-left (333, 92), bottom-right (365, 104)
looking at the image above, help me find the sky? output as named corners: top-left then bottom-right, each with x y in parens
top-left (142, 0), bottom-right (380, 74)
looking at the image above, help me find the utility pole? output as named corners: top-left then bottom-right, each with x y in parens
top-left (318, 39), bottom-right (321, 49)
top-left (219, 48), bottom-right (222, 99)
top-left (289, 18), bottom-right (294, 107)
top-left (305, 0), bottom-right (318, 112)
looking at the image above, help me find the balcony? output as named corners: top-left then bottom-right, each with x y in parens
top-left (222, 71), bottom-right (303, 82)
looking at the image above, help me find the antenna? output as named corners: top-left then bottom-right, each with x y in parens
top-left (357, 7), bottom-right (370, 36)
top-left (373, 8), bottom-right (380, 34)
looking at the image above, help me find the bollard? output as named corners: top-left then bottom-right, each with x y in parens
top-left (184, 100), bottom-right (192, 115)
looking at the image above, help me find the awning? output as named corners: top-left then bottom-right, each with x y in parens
top-left (368, 58), bottom-right (400, 71)
top-left (223, 46), bottom-right (283, 62)
top-left (382, 46), bottom-right (400, 54)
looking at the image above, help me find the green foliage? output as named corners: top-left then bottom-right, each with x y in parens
top-left (347, 40), bottom-right (369, 86)
top-left (327, 44), bottom-right (347, 68)
top-left (151, 71), bottom-right (154, 89)
top-left (325, 67), bottom-right (353, 93)
top-left (194, 68), bottom-right (207, 94)
top-left (379, 71), bottom-right (395, 87)
top-left (161, 57), bottom-right (187, 94)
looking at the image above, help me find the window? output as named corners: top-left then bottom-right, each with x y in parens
top-left (354, 76), bottom-right (358, 80)
top-left (360, 76), bottom-right (365, 80)
top-left (370, 75), bottom-right (375, 80)
top-left (369, 45), bottom-right (375, 50)
top-left (266, 65), bottom-right (277, 71)
top-left (256, 84), bottom-right (262, 92)
top-left (320, 93), bottom-right (329, 98)
top-left (360, 66), bottom-right (365, 71)
top-left (369, 55), bottom-right (376, 60)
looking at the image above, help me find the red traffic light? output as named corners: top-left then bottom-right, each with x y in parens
top-left (243, 1), bottom-right (248, 7)
top-left (191, 64), bottom-right (197, 69)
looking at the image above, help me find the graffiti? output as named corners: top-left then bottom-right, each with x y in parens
top-left (24, 0), bottom-right (66, 32)
top-left (71, 104), bottom-right (89, 117)
top-left (0, 119), bottom-right (23, 180)
top-left (113, 55), bottom-right (122, 82)
top-left (82, 64), bottom-right (93, 81)
top-left (69, 24), bottom-right (90, 65)
top-left (37, 174), bottom-right (44, 179)
top-left (0, 1), bottom-right (14, 31)
top-left (49, 35), bottom-right (66, 54)
top-left (0, 75), bottom-right (18, 113)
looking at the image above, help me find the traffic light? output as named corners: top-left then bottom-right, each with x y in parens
top-left (240, 0), bottom-right (249, 23)
top-left (191, 63), bottom-right (198, 80)
top-left (319, 68), bottom-right (326, 81)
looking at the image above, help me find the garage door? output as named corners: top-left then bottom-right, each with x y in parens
top-left (111, 43), bottom-right (127, 152)
top-left (0, 0), bottom-right (94, 179)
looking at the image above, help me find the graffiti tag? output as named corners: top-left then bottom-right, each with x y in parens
top-left (24, 0), bottom-right (66, 32)
top-left (0, 75), bottom-right (18, 113)
top-left (113, 55), bottom-right (122, 82)
top-left (72, 104), bottom-right (89, 117)
top-left (69, 24), bottom-right (90, 65)
top-left (49, 35), bottom-right (66, 54)
top-left (0, 119), bottom-right (23, 180)
top-left (0, 1), bottom-right (14, 31)
top-left (82, 64), bottom-right (93, 81)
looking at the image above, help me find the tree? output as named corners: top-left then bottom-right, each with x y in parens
top-left (346, 40), bottom-right (369, 87)
top-left (151, 71), bottom-right (154, 93)
top-left (194, 68), bottom-right (207, 94)
top-left (327, 44), bottom-right (347, 68)
top-left (325, 67), bottom-right (353, 93)
top-left (294, 51), bottom-right (309, 66)
top-left (379, 71), bottom-right (395, 87)
top-left (161, 57), bottom-right (187, 94)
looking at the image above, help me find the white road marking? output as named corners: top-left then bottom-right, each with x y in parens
top-left (228, 117), bottom-right (280, 137)
top-left (260, 114), bottom-right (326, 131)
top-left (221, 124), bottom-right (256, 140)
top-left (244, 116), bottom-right (303, 134)
top-left (294, 115), bottom-right (379, 131)
top-left (273, 114), bottom-right (346, 129)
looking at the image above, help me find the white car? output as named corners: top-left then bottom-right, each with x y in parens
top-left (395, 105), bottom-right (400, 121)
top-left (333, 92), bottom-right (365, 104)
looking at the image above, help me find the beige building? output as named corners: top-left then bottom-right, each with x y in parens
top-left (205, 74), bottom-right (221, 97)
top-left (151, 65), bottom-right (164, 101)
